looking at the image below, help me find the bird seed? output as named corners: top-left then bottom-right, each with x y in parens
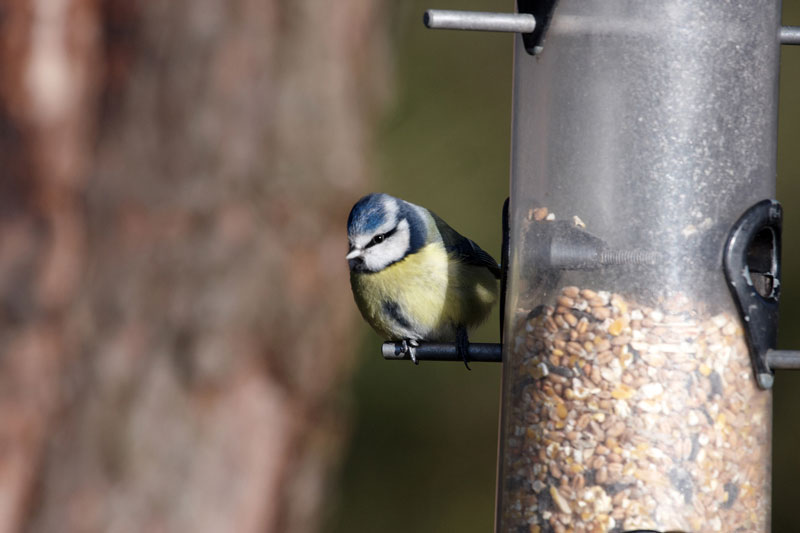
top-left (499, 286), bottom-right (770, 533)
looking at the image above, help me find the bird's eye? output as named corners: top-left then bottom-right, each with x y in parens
top-left (366, 227), bottom-right (396, 248)
top-left (366, 234), bottom-right (386, 248)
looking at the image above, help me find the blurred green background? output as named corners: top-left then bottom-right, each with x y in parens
top-left (328, 1), bottom-right (800, 532)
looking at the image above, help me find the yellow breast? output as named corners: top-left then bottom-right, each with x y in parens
top-left (350, 242), bottom-right (498, 341)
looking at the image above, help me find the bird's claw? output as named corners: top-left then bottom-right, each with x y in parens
top-left (456, 326), bottom-right (471, 371)
top-left (401, 339), bottom-right (419, 365)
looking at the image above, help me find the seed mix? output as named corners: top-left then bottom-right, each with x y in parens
top-left (499, 286), bottom-right (770, 533)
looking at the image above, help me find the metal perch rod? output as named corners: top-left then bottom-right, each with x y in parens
top-left (423, 10), bottom-right (536, 34)
top-left (382, 342), bottom-right (502, 362)
top-left (781, 26), bottom-right (800, 45)
top-left (767, 350), bottom-right (800, 369)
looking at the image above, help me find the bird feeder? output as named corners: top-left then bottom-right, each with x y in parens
top-left (388, 2), bottom-right (800, 531)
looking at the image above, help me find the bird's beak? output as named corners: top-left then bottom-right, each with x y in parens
top-left (346, 248), bottom-right (362, 260)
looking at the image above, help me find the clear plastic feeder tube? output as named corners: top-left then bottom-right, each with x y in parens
top-left (497, 1), bottom-right (780, 532)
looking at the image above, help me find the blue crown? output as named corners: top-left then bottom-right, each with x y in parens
top-left (348, 193), bottom-right (391, 237)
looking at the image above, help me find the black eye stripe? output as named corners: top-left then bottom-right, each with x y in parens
top-left (365, 226), bottom-right (398, 248)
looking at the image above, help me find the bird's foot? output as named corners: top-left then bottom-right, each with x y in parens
top-left (456, 326), bottom-right (471, 371)
top-left (401, 339), bottom-right (420, 365)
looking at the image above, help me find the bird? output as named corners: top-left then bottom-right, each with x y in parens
top-left (346, 193), bottom-right (501, 369)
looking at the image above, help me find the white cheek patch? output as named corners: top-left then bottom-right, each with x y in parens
top-left (363, 219), bottom-right (411, 271)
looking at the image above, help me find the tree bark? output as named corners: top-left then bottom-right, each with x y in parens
top-left (0, 1), bottom-right (388, 532)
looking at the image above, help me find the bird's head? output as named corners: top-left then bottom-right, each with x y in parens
top-left (346, 193), bottom-right (427, 273)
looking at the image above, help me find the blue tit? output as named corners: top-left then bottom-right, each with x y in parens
top-left (346, 193), bottom-right (501, 368)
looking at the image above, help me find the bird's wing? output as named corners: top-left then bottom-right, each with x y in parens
top-left (432, 213), bottom-right (501, 280)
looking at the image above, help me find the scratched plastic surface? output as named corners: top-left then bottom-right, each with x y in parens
top-left (497, 1), bottom-right (780, 531)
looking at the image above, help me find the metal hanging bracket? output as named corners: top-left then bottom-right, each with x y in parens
top-left (424, 1), bottom-right (560, 55)
top-left (723, 199), bottom-right (800, 389)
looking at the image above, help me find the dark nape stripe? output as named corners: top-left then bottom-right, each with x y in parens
top-left (399, 202), bottom-right (426, 255)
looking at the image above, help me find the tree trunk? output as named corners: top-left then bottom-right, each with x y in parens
top-left (0, 1), bottom-right (388, 532)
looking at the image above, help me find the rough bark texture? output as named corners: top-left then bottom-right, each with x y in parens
top-left (0, 1), bottom-right (388, 532)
